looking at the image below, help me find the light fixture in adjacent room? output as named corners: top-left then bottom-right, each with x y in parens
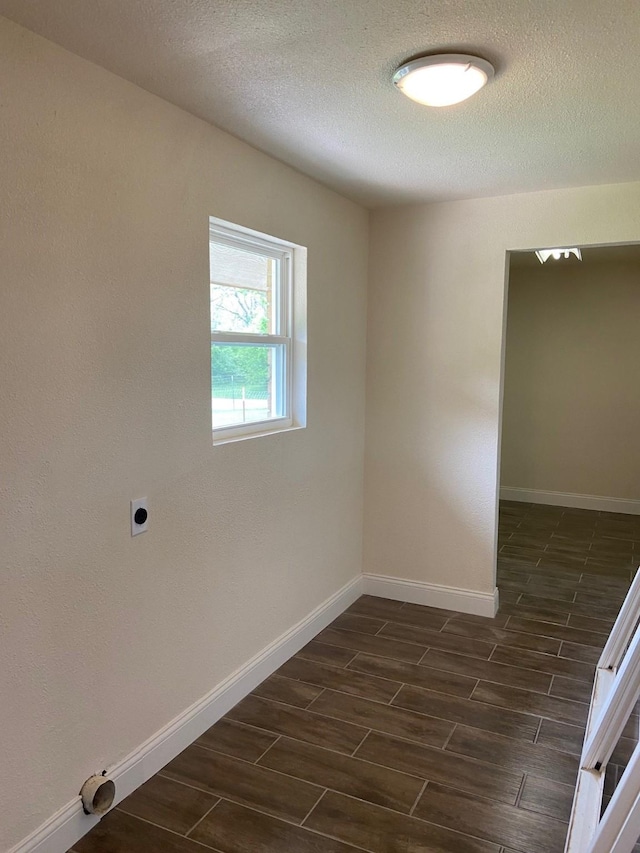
top-left (535, 247), bottom-right (583, 264)
top-left (393, 54), bottom-right (495, 107)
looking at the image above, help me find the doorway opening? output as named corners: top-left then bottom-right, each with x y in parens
top-left (497, 241), bottom-right (640, 592)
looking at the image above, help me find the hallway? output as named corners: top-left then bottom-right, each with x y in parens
top-left (71, 503), bottom-right (640, 853)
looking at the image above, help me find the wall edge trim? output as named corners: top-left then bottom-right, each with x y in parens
top-left (9, 574), bottom-right (363, 853)
top-left (500, 487), bottom-right (640, 516)
top-left (362, 573), bottom-right (499, 617)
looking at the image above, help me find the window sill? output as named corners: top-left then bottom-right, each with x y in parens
top-left (212, 423), bottom-right (305, 446)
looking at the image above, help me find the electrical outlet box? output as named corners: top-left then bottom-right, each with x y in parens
top-left (131, 498), bottom-right (149, 536)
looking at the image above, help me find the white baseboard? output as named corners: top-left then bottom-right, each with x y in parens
top-left (362, 573), bottom-right (499, 618)
top-left (500, 487), bottom-right (640, 516)
top-left (9, 575), bottom-right (363, 853)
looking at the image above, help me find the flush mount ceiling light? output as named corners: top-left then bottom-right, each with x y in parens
top-left (393, 54), bottom-right (495, 107)
top-left (535, 247), bottom-right (583, 264)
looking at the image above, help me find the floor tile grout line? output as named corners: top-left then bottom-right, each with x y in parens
top-left (350, 725), bottom-right (374, 756)
top-left (307, 686), bottom-right (326, 706)
top-left (253, 733), bottom-right (282, 764)
top-left (532, 716), bottom-right (544, 745)
top-left (184, 798), bottom-right (222, 838)
top-left (514, 772), bottom-right (527, 808)
top-left (438, 616), bottom-right (452, 634)
top-left (299, 787), bottom-right (329, 827)
top-left (387, 681), bottom-right (406, 706)
top-left (350, 728), bottom-right (373, 757)
top-left (408, 779), bottom-right (429, 816)
top-left (440, 722), bottom-right (457, 752)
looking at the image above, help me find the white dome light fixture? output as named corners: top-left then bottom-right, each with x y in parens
top-left (393, 54), bottom-right (495, 107)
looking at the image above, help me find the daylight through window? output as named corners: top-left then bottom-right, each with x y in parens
top-left (210, 220), bottom-right (301, 440)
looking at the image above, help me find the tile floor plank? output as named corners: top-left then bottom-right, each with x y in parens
top-left (355, 730), bottom-right (523, 805)
top-left (549, 676), bottom-right (593, 704)
top-left (352, 600), bottom-right (456, 630)
top-left (490, 645), bottom-right (595, 683)
top-left (279, 656), bottom-right (402, 702)
top-left (392, 685), bottom-right (540, 742)
top-left (420, 648), bottom-right (553, 694)
top-left (442, 618), bottom-right (562, 656)
top-left (258, 736), bottom-right (424, 813)
top-left (251, 674), bottom-right (324, 709)
top-left (504, 616), bottom-right (608, 648)
top-left (315, 626), bottom-right (426, 664)
top-left (380, 619), bottom-right (496, 659)
top-left (305, 790), bottom-right (501, 853)
top-left (517, 593), bottom-right (620, 621)
top-left (331, 613), bottom-right (387, 635)
top-left (558, 641), bottom-right (602, 666)
top-left (196, 719), bottom-right (278, 762)
top-left (309, 688), bottom-right (454, 747)
top-left (225, 694), bottom-right (368, 754)
top-left (536, 719), bottom-right (585, 755)
top-left (519, 775), bottom-right (575, 822)
top-left (345, 596), bottom-right (407, 621)
top-left (191, 799), bottom-right (362, 852)
top-left (567, 613), bottom-right (616, 633)
top-left (116, 775), bottom-right (218, 835)
top-left (347, 652), bottom-right (478, 699)
top-left (446, 725), bottom-right (579, 786)
top-left (471, 681), bottom-right (589, 727)
top-left (161, 745), bottom-right (323, 824)
top-left (497, 602), bottom-right (570, 626)
top-left (413, 782), bottom-right (568, 852)
top-left (295, 641), bottom-right (359, 668)
top-left (73, 809), bottom-right (210, 853)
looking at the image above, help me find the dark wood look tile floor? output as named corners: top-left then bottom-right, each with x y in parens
top-left (71, 503), bottom-right (640, 853)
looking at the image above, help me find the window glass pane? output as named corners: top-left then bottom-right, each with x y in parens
top-left (211, 343), bottom-right (286, 429)
top-left (210, 241), bottom-right (278, 334)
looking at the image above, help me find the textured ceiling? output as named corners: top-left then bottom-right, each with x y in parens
top-left (2, 0), bottom-right (640, 207)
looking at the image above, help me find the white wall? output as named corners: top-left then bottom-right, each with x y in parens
top-left (364, 185), bottom-right (640, 595)
top-left (0, 17), bottom-right (368, 851)
top-left (501, 258), bottom-right (640, 501)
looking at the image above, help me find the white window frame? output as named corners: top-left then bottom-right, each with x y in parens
top-left (565, 563), bottom-right (640, 853)
top-left (209, 218), bottom-right (305, 443)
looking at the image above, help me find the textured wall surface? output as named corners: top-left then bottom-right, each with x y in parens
top-left (0, 18), bottom-right (368, 850)
top-left (501, 258), bottom-right (640, 499)
top-left (364, 183), bottom-right (640, 593)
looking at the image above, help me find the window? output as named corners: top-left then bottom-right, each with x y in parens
top-left (209, 218), bottom-right (306, 442)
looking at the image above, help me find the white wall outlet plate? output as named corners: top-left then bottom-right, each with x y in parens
top-left (131, 498), bottom-right (149, 536)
